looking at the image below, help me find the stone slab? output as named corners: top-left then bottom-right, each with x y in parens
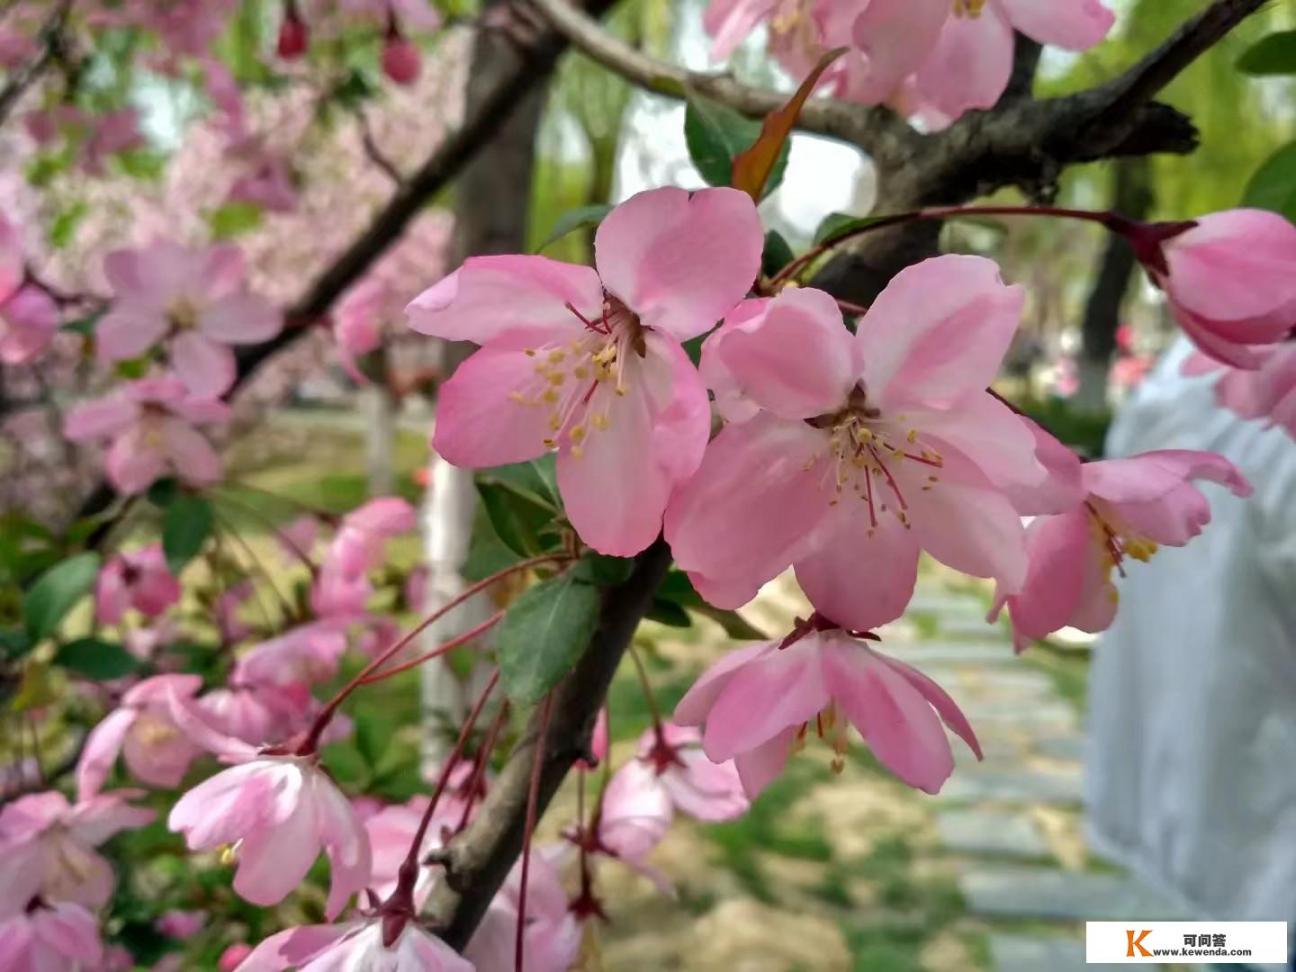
top-left (940, 766), bottom-right (1084, 804)
top-left (936, 810), bottom-right (1051, 860)
top-left (989, 934), bottom-right (1125, 972)
top-left (962, 867), bottom-right (1186, 921)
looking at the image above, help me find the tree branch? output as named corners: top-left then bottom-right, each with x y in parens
top-left (0, 0), bottom-right (72, 128)
top-left (425, 539), bottom-right (673, 946)
top-left (523, 0), bottom-right (917, 163)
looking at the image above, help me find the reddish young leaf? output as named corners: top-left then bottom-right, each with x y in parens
top-left (730, 47), bottom-right (847, 202)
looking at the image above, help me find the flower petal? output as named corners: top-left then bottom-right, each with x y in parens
top-left (199, 292), bottom-right (282, 344)
top-left (910, 5), bottom-right (1015, 119)
top-left (75, 708), bottom-right (136, 802)
top-left (595, 187), bottom-right (762, 342)
top-left (172, 331), bottom-right (236, 399)
top-left (674, 641), bottom-right (777, 727)
top-left (999, 0), bottom-right (1114, 50)
top-left (849, 0), bottom-right (950, 103)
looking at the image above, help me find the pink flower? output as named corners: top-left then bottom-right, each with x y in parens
top-left (666, 258), bottom-right (1043, 632)
top-left (63, 376), bottom-right (230, 494)
top-left (334, 278), bottom-right (385, 382)
top-left (600, 723), bottom-right (747, 861)
top-left (219, 944), bottom-right (253, 971)
top-left (96, 241), bottom-right (281, 398)
top-left (0, 901), bottom-right (103, 972)
top-left (326, 497), bottom-right (417, 578)
top-left (363, 795), bottom-right (459, 908)
top-left (0, 790), bottom-right (153, 912)
top-left (156, 910), bottom-right (206, 939)
top-left (1197, 344), bottom-right (1296, 439)
top-left (95, 544), bottom-right (182, 624)
top-left (991, 449), bottom-right (1253, 650)
top-left (675, 627), bottom-right (981, 796)
top-left (166, 702), bottom-right (371, 918)
top-left (236, 919), bottom-right (472, 972)
top-left (76, 674), bottom-right (206, 799)
top-left (464, 850), bottom-right (581, 972)
top-left (278, 515), bottom-right (321, 563)
top-left (199, 683), bottom-right (317, 747)
top-left (1146, 210), bottom-right (1296, 368)
top-left (408, 186), bottom-right (762, 555)
top-left (0, 285), bottom-right (59, 366)
top-left (216, 579), bottom-right (257, 643)
top-left (233, 621), bottom-right (351, 688)
top-left (0, 216), bottom-right (23, 302)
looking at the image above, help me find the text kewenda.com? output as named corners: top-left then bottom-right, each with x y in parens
top-left (1150, 949), bottom-right (1254, 958)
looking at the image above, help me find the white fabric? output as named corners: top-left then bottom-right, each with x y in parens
top-left (1086, 339), bottom-right (1296, 941)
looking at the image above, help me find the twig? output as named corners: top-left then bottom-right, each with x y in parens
top-left (355, 107), bottom-right (404, 185)
top-left (0, 0), bottom-right (72, 129)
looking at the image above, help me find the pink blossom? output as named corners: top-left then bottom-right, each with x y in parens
top-left (600, 723), bottom-right (747, 861)
top-left (363, 795), bottom-right (460, 907)
top-left (167, 701), bottom-right (370, 918)
top-left (115, 0), bottom-right (239, 57)
top-left (0, 284), bottom-right (59, 366)
top-left (76, 674), bottom-right (206, 799)
top-left (95, 544), bottom-right (182, 624)
top-left (199, 683), bottom-right (316, 747)
top-left (1193, 344), bottom-right (1296, 439)
top-left (325, 497), bottom-right (417, 578)
top-left (156, 910), bottom-right (206, 939)
top-left (0, 790), bottom-right (153, 912)
top-left (0, 216), bottom-right (23, 302)
top-left (0, 901), bottom-right (103, 972)
top-left (219, 944), bottom-right (254, 971)
top-left (408, 186), bottom-right (762, 555)
top-left (666, 258), bottom-right (1043, 631)
top-left (1147, 210), bottom-right (1296, 368)
top-left (278, 515), bottom-right (321, 563)
top-left (216, 579), bottom-right (257, 643)
top-left (464, 850), bottom-right (581, 972)
top-left (675, 627), bottom-right (981, 796)
top-left (232, 621), bottom-right (351, 688)
top-left (236, 919), bottom-right (471, 972)
top-left (334, 278), bottom-right (386, 381)
top-left (63, 376), bottom-right (231, 494)
top-left (991, 449), bottom-right (1252, 650)
top-left (96, 241), bottom-right (281, 398)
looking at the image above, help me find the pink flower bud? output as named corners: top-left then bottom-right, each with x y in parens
top-left (277, 3), bottom-right (308, 59)
top-left (382, 35), bottom-right (421, 85)
top-left (218, 943), bottom-right (252, 971)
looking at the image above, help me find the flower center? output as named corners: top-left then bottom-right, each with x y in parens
top-left (952, 0), bottom-right (986, 17)
top-left (168, 297), bottom-right (200, 330)
top-left (509, 295), bottom-right (645, 459)
top-left (1086, 500), bottom-right (1158, 591)
top-left (810, 387), bottom-right (945, 535)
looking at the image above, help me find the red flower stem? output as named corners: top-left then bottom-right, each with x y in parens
top-left (358, 611), bottom-right (503, 685)
top-left (454, 700), bottom-right (511, 835)
top-left (768, 203), bottom-right (1135, 290)
top-left (627, 645), bottom-right (662, 733)
top-left (515, 693), bottom-right (555, 972)
top-left (303, 554), bottom-right (566, 751)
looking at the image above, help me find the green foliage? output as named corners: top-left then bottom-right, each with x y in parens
top-left (206, 201), bottom-right (264, 240)
top-left (162, 493), bottom-right (214, 575)
top-left (1237, 30), bottom-right (1296, 75)
top-left (496, 570), bottom-right (602, 705)
top-left (1017, 397), bottom-right (1112, 459)
top-left (537, 203), bottom-right (613, 252)
top-left (656, 569), bottom-right (767, 640)
top-left (1244, 141), bottom-right (1296, 220)
top-left (54, 637), bottom-right (143, 680)
top-left (475, 456), bottom-right (564, 558)
top-left (761, 229), bottom-right (795, 277)
top-left (684, 94), bottom-right (788, 194)
top-left (814, 212), bottom-right (885, 246)
top-left (23, 552), bottom-right (100, 641)
top-left (0, 514), bottom-right (61, 587)
top-left (49, 201), bottom-right (89, 250)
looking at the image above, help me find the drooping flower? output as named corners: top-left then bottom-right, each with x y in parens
top-left (166, 699), bottom-right (370, 919)
top-left (0, 900), bottom-right (103, 972)
top-left (63, 376), bottom-right (230, 494)
top-left (96, 241), bottom-right (281, 398)
top-left (1141, 210), bottom-right (1296, 369)
top-left (232, 620), bottom-right (351, 688)
top-left (325, 497), bottom-right (417, 578)
top-left (156, 910), bottom-right (206, 939)
top-left (408, 186), bottom-right (762, 556)
top-left (0, 790), bottom-right (153, 913)
top-left (235, 919), bottom-right (472, 972)
top-left (666, 258), bottom-right (1044, 631)
top-left (1188, 344), bottom-right (1296, 439)
top-left (95, 544), bottom-right (182, 624)
top-left (675, 625), bottom-right (981, 796)
top-left (991, 449), bottom-right (1252, 650)
top-left (0, 216), bottom-right (59, 366)
top-left (363, 793), bottom-right (461, 908)
top-left (464, 850), bottom-right (582, 972)
top-left (77, 674), bottom-right (205, 799)
top-left (600, 723), bottom-right (747, 861)
top-left (199, 682), bottom-right (318, 746)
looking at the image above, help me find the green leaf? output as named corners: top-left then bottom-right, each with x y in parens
top-left (572, 553), bottom-right (634, 586)
top-left (813, 212), bottom-right (885, 245)
top-left (206, 201), bottom-right (263, 240)
top-left (476, 481), bottom-right (556, 558)
top-left (1237, 31), bottom-right (1296, 76)
top-left (1243, 140), bottom-right (1296, 221)
top-left (162, 494), bottom-right (213, 575)
top-left (147, 478), bottom-right (180, 508)
top-left (0, 628), bottom-right (34, 661)
top-left (54, 637), bottom-right (142, 680)
top-left (23, 552), bottom-right (100, 640)
top-left (463, 506), bottom-right (525, 582)
top-left (115, 148), bottom-right (167, 181)
top-left (49, 201), bottom-right (88, 250)
top-left (684, 94), bottom-right (789, 194)
top-left (761, 230), bottom-right (796, 277)
top-left (656, 569), bottom-right (767, 640)
top-left (646, 598), bottom-right (691, 628)
top-left (497, 572), bottom-right (602, 705)
top-left (481, 457), bottom-right (561, 511)
top-left (538, 203), bottom-right (613, 252)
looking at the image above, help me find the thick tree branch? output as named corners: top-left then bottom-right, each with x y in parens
top-left (524, 0), bottom-right (917, 163)
top-left (426, 539), bottom-right (673, 946)
top-left (0, 0), bottom-right (72, 128)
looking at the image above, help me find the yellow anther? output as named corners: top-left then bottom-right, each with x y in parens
top-left (542, 389), bottom-right (559, 404)
top-left (592, 413), bottom-right (609, 430)
top-left (508, 391), bottom-right (526, 404)
top-left (524, 348), bottom-right (537, 357)
top-left (570, 445), bottom-right (584, 459)
top-left (548, 349), bottom-right (567, 363)
top-left (219, 844), bottom-right (239, 866)
top-left (543, 437), bottom-right (556, 447)
top-left (570, 425), bottom-right (586, 443)
top-left (548, 373), bottom-right (565, 386)
top-left (1125, 538), bottom-right (1158, 562)
top-left (906, 429), bottom-right (918, 443)
top-left (573, 365), bottom-right (590, 379)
